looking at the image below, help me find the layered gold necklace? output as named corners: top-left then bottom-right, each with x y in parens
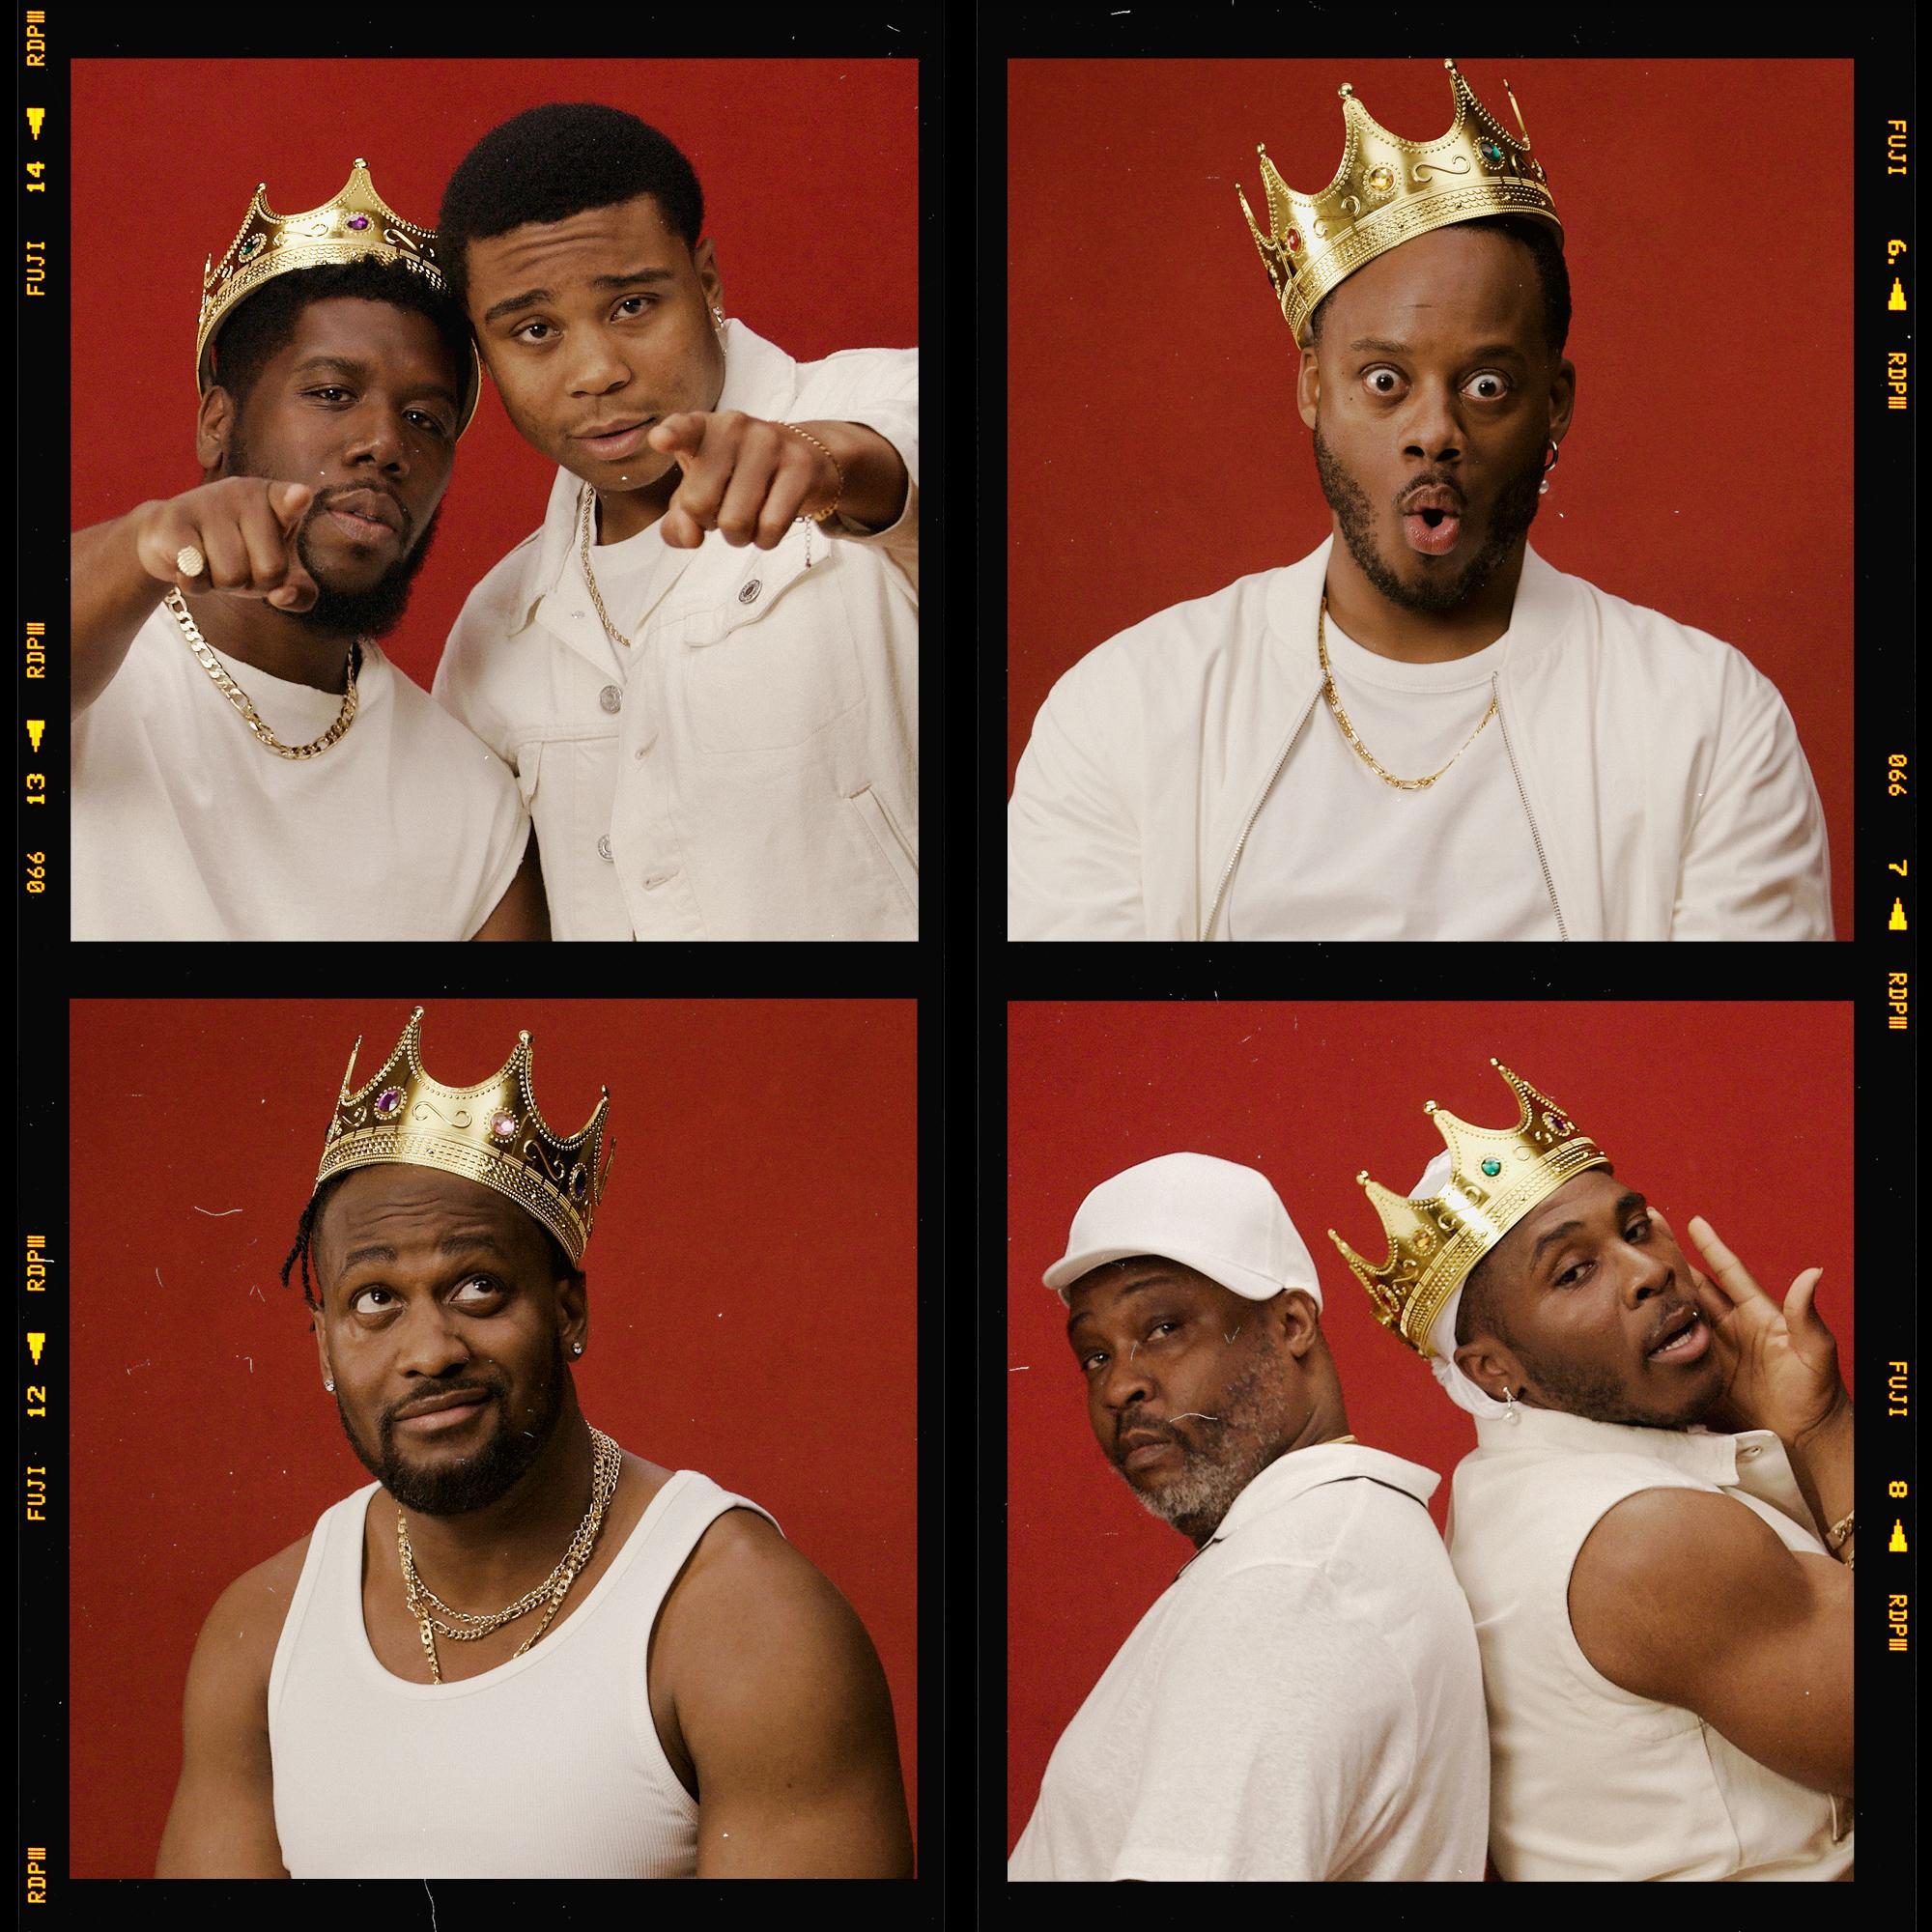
top-left (1317, 595), bottom-right (1497, 792)
top-left (163, 588), bottom-right (360, 760)
top-left (397, 1424), bottom-right (623, 1685)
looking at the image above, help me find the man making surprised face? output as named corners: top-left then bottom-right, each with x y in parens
top-left (156, 1009), bottom-right (912, 1878)
top-left (1332, 1062), bottom-right (1854, 1880)
top-left (433, 104), bottom-right (919, 941)
top-left (1010, 1153), bottom-right (1487, 1883)
top-left (71, 162), bottom-right (542, 941)
top-left (1009, 60), bottom-right (1830, 941)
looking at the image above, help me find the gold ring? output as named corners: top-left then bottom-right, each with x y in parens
top-left (175, 545), bottom-right (207, 578)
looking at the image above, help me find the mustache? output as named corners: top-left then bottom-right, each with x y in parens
top-left (382, 1379), bottom-right (499, 1431)
top-left (1112, 1411), bottom-right (1222, 1463)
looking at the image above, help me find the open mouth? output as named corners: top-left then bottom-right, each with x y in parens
top-left (1402, 505), bottom-right (1463, 556)
top-left (1645, 1313), bottom-right (1710, 1364)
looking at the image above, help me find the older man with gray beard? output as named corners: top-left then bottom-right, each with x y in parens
top-left (1009, 1152), bottom-right (1489, 1883)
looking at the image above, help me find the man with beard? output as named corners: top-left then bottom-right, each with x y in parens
top-left (1009, 1152), bottom-right (1487, 1882)
top-left (1008, 61), bottom-right (1830, 940)
top-left (431, 103), bottom-right (918, 941)
top-left (71, 160), bottom-right (541, 940)
top-left (1331, 1061), bottom-right (1853, 1879)
top-left (155, 1008), bottom-right (912, 1878)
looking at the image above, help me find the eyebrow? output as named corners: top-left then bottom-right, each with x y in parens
top-left (335, 1231), bottom-right (512, 1279)
top-left (1526, 1191), bottom-right (1647, 1272)
top-left (288, 353), bottom-right (460, 412)
top-left (481, 267), bottom-right (676, 327)
top-left (1065, 1272), bottom-right (1186, 1337)
top-left (1347, 336), bottom-right (1528, 362)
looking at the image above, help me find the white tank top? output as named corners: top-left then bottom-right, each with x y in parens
top-left (268, 1466), bottom-right (778, 1877)
top-left (1448, 1407), bottom-right (1852, 1880)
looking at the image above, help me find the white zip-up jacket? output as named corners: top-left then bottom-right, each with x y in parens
top-left (1009, 539), bottom-right (1832, 942)
top-left (436, 323), bottom-right (917, 942)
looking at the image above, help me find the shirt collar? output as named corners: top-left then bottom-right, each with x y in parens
top-left (1189, 1439), bottom-right (1440, 1567)
top-left (1470, 1405), bottom-right (1813, 1532)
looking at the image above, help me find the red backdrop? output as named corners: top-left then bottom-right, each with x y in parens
top-left (71, 58), bottom-right (918, 695)
top-left (1007, 59), bottom-right (1855, 938)
top-left (69, 998), bottom-right (917, 1877)
top-left (1006, 999), bottom-right (1855, 1850)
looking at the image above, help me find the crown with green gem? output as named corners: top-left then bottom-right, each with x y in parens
top-left (196, 157), bottom-right (480, 435)
top-left (317, 1008), bottom-right (612, 1264)
top-left (1237, 58), bottom-right (1563, 348)
top-left (1326, 1060), bottom-right (1608, 1357)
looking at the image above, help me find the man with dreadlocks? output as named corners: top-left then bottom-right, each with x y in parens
top-left (156, 1008), bottom-right (912, 1879)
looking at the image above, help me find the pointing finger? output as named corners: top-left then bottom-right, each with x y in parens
top-left (647, 412), bottom-right (708, 460)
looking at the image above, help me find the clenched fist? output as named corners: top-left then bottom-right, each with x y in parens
top-left (132, 477), bottom-right (320, 611)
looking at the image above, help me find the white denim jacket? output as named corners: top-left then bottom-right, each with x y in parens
top-left (436, 323), bottom-right (917, 941)
top-left (1009, 539), bottom-right (1832, 942)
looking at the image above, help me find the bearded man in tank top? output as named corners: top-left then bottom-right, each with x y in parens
top-left (1332, 1062), bottom-right (1853, 1881)
top-left (155, 1008), bottom-right (911, 1878)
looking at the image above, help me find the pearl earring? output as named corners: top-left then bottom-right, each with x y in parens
top-left (324, 1378), bottom-right (334, 1392)
top-left (572, 1343), bottom-right (584, 1356)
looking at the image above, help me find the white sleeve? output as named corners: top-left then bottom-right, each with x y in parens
top-left (1008, 648), bottom-right (1150, 941)
top-left (459, 755), bottom-right (532, 941)
top-left (1671, 652), bottom-right (1833, 940)
top-left (1111, 1562), bottom-right (1416, 1882)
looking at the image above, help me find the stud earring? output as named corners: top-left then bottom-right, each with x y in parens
top-left (572, 1342), bottom-right (584, 1356)
top-left (324, 1378), bottom-right (334, 1393)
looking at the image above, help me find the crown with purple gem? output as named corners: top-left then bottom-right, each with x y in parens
top-left (317, 1008), bottom-right (611, 1264)
top-left (1237, 58), bottom-right (1562, 348)
top-left (196, 157), bottom-right (480, 435)
top-left (1326, 1061), bottom-right (1608, 1357)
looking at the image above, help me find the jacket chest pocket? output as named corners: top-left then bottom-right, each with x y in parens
top-left (668, 539), bottom-right (864, 753)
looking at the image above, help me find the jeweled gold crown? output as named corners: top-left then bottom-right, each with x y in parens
top-left (197, 157), bottom-right (480, 435)
top-left (1327, 1061), bottom-right (1608, 1357)
top-left (1237, 58), bottom-right (1562, 347)
top-left (317, 1009), bottom-right (611, 1264)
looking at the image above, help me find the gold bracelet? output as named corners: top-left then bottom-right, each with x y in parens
top-left (1824, 1508), bottom-right (1854, 1552)
top-left (781, 422), bottom-right (843, 525)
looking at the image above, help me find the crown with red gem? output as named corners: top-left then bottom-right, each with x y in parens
top-left (1237, 58), bottom-right (1562, 347)
top-left (196, 157), bottom-right (480, 435)
top-left (1326, 1060), bottom-right (1608, 1357)
top-left (317, 1008), bottom-right (612, 1264)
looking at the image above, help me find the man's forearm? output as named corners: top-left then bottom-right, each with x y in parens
top-left (799, 420), bottom-right (908, 533)
top-left (71, 505), bottom-right (168, 715)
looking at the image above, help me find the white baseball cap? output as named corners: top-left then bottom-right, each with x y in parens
top-left (1042, 1151), bottom-right (1321, 1306)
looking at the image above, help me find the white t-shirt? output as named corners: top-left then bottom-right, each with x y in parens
top-left (1009, 1443), bottom-right (1489, 1882)
top-left (73, 602), bottom-right (528, 940)
top-left (1228, 610), bottom-right (1558, 940)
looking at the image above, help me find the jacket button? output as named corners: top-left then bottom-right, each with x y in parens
top-left (737, 579), bottom-right (761, 605)
top-left (598, 685), bottom-right (622, 714)
top-left (596, 835), bottom-right (613, 862)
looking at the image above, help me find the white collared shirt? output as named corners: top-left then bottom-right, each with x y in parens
top-left (1009, 1442), bottom-right (1489, 1882)
top-left (434, 322), bottom-right (918, 941)
top-left (1449, 1406), bottom-right (1854, 1880)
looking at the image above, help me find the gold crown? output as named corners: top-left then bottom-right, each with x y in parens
top-left (317, 1008), bottom-right (611, 1265)
top-left (1237, 58), bottom-right (1562, 347)
top-left (1327, 1061), bottom-right (1608, 1357)
top-left (197, 157), bottom-right (481, 435)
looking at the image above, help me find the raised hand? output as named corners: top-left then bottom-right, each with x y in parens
top-left (1681, 1213), bottom-right (1846, 1444)
top-left (133, 477), bottom-right (319, 611)
top-left (646, 411), bottom-right (839, 552)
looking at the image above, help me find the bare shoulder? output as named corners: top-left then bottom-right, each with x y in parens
top-left (193, 1530), bottom-right (312, 1686)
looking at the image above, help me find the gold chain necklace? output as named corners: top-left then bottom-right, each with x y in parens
top-left (1317, 596), bottom-right (1497, 792)
top-left (397, 1424), bottom-right (623, 1685)
top-left (577, 486), bottom-right (637, 651)
top-left (162, 589), bottom-right (359, 760)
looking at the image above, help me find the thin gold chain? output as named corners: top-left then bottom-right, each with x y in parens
top-left (398, 1424), bottom-right (623, 1685)
top-left (1318, 596), bottom-right (1496, 792)
top-left (162, 589), bottom-right (359, 760)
